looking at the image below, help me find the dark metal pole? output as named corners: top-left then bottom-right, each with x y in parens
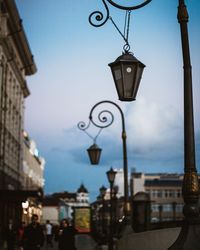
top-left (89, 100), bottom-right (129, 218)
top-left (109, 181), bottom-right (114, 250)
top-left (168, 0), bottom-right (200, 249)
top-left (177, 0), bottom-right (199, 221)
top-left (102, 196), bottom-right (106, 237)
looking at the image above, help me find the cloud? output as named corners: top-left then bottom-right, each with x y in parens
top-left (126, 97), bottom-right (183, 149)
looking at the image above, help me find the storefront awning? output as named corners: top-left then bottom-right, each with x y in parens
top-left (0, 189), bottom-right (43, 201)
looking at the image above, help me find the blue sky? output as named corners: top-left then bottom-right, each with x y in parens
top-left (15, 0), bottom-right (200, 201)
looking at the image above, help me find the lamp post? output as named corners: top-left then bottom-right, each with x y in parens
top-left (106, 167), bottom-right (117, 250)
top-left (78, 100), bottom-right (130, 219)
top-left (168, 0), bottom-right (200, 248)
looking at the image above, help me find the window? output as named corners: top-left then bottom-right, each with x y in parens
top-left (151, 204), bottom-right (159, 212)
top-left (169, 190), bottom-right (176, 198)
top-left (176, 204), bottom-right (183, 212)
top-left (163, 204), bottom-right (172, 212)
top-left (176, 190), bottom-right (181, 198)
top-left (164, 190), bottom-right (168, 198)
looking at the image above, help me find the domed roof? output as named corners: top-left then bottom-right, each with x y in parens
top-left (77, 183), bottom-right (88, 193)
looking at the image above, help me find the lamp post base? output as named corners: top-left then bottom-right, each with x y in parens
top-left (168, 219), bottom-right (200, 250)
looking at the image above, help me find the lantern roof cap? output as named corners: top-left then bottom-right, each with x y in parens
top-left (109, 52), bottom-right (145, 67)
top-left (87, 143), bottom-right (101, 150)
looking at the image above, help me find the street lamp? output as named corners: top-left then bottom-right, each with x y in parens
top-left (88, 0), bottom-right (151, 101)
top-left (78, 100), bottom-right (130, 219)
top-left (106, 167), bottom-right (117, 250)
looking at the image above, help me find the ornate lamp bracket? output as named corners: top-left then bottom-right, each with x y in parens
top-left (89, 0), bottom-right (152, 27)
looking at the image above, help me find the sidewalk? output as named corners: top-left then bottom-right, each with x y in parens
top-left (42, 234), bottom-right (98, 250)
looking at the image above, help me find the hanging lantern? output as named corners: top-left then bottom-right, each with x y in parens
top-left (87, 143), bottom-right (102, 165)
top-left (106, 167), bottom-right (117, 184)
top-left (108, 52), bottom-right (145, 101)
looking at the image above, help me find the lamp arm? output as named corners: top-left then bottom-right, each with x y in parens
top-left (89, 0), bottom-right (152, 27)
top-left (107, 0), bottom-right (152, 11)
top-left (89, 100), bottom-right (125, 132)
top-left (77, 120), bottom-right (103, 143)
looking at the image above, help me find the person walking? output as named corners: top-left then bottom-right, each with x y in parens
top-left (58, 219), bottom-right (77, 250)
top-left (22, 214), bottom-right (44, 250)
top-left (3, 220), bottom-right (16, 250)
top-left (16, 221), bottom-right (26, 248)
top-left (45, 220), bottom-right (53, 248)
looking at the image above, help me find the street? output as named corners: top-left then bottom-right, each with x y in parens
top-left (43, 234), bottom-right (98, 250)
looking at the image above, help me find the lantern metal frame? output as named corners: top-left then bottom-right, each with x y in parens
top-left (108, 52), bottom-right (145, 101)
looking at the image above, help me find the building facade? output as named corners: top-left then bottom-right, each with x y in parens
top-left (131, 172), bottom-right (184, 222)
top-left (21, 131), bottom-right (45, 224)
top-left (42, 184), bottom-right (90, 225)
top-left (0, 0), bottom-right (37, 231)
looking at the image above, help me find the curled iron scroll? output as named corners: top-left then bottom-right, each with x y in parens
top-left (89, 0), bottom-right (152, 27)
top-left (89, 109), bottom-right (114, 129)
top-left (89, 0), bottom-right (110, 27)
top-left (77, 120), bottom-right (90, 131)
top-left (89, 100), bottom-right (125, 131)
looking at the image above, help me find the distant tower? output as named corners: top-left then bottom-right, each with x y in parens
top-left (76, 183), bottom-right (89, 206)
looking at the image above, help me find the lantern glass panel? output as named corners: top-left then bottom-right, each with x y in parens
top-left (134, 64), bottom-right (145, 97)
top-left (122, 63), bottom-right (137, 99)
top-left (112, 65), bottom-right (123, 98)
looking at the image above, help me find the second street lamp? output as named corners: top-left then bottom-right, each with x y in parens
top-left (78, 100), bottom-right (130, 219)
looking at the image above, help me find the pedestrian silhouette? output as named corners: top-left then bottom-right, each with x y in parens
top-left (3, 220), bottom-right (16, 250)
top-left (45, 219), bottom-right (54, 248)
top-left (22, 214), bottom-right (44, 250)
top-left (16, 221), bottom-right (26, 248)
top-left (58, 219), bottom-right (77, 250)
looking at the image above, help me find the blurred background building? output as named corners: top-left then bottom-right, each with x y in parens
top-left (42, 183), bottom-right (90, 225)
top-left (0, 0), bottom-right (44, 241)
top-left (131, 171), bottom-right (184, 222)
